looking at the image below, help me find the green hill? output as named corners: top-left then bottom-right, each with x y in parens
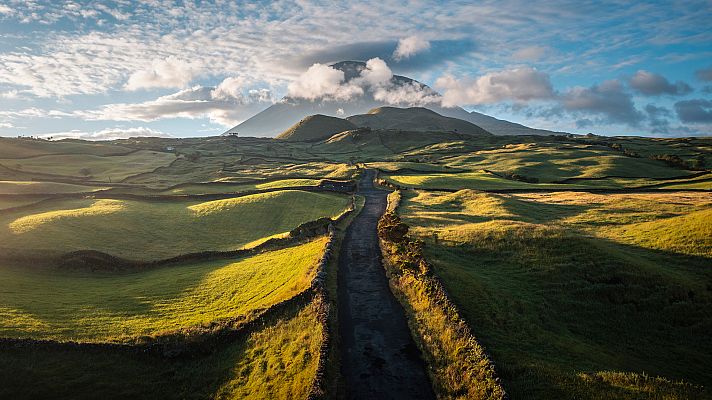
top-left (276, 114), bottom-right (357, 142)
top-left (347, 107), bottom-right (491, 136)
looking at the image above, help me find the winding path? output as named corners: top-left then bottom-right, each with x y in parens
top-left (338, 170), bottom-right (435, 400)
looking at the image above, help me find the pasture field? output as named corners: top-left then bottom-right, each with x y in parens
top-left (397, 189), bottom-right (712, 398)
top-left (0, 298), bottom-right (324, 400)
top-left (0, 150), bottom-right (176, 181)
top-left (0, 237), bottom-right (327, 342)
top-left (164, 178), bottom-right (323, 194)
top-left (0, 134), bottom-right (708, 399)
top-left (0, 180), bottom-right (106, 194)
top-left (385, 170), bottom-right (574, 190)
top-left (0, 190), bottom-right (350, 260)
top-left (0, 138), bottom-right (134, 158)
top-left (442, 143), bottom-right (695, 181)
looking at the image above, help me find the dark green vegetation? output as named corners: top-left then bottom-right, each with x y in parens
top-left (0, 298), bottom-right (325, 400)
top-left (398, 190), bottom-right (711, 399)
top-left (0, 124), bottom-right (710, 399)
top-left (346, 107), bottom-right (491, 136)
top-left (277, 114), bottom-right (357, 142)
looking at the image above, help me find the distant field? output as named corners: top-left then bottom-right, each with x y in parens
top-left (398, 189), bottom-right (712, 398)
top-left (0, 197), bottom-right (48, 211)
top-left (165, 178), bottom-right (322, 195)
top-left (0, 181), bottom-right (105, 195)
top-left (0, 150), bottom-right (175, 181)
top-left (442, 143), bottom-right (696, 182)
top-left (0, 138), bottom-right (134, 158)
top-left (0, 190), bottom-right (350, 260)
top-left (510, 191), bottom-right (712, 257)
top-left (385, 170), bottom-right (575, 190)
top-left (0, 238), bottom-right (326, 342)
top-left (0, 299), bottom-right (324, 400)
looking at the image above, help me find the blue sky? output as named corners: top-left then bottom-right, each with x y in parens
top-left (0, 0), bottom-right (710, 139)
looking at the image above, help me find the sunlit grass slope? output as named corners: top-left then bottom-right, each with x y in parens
top-left (398, 190), bottom-right (712, 398)
top-left (0, 190), bottom-right (350, 260)
top-left (165, 178), bottom-right (322, 194)
top-left (0, 237), bottom-right (326, 342)
top-left (443, 143), bottom-right (693, 181)
top-left (386, 171), bottom-right (573, 190)
top-left (0, 150), bottom-right (175, 181)
top-left (0, 299), bottom-right (324, 400)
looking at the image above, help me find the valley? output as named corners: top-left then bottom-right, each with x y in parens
top-left (0, 107), bottom-right (709, 399)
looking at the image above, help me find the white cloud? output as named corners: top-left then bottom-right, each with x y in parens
top-left (0, 89), bottom-right (18, 99)
top-left (38, 127), bottom-right (172, 141)
top-left (393, 36), bottom-right (430, 60)
top-left (287, 57), bottom-right (439, 106)
top-left (628, 70), bottom-right (692, 96)
top-left (358, 57), bottom-right (393, 87)
top-left (435, 67), bottom-right (554, 107)
top-left (287, 63), bottom-right (362, 101)
top-left (125, 56), bottom-right (198, 91)
top-left (561, 79), bottom-right (643, 125)
top-left (80, 77), bottom-right (274, 127)
top-left (511, 46), bottom-right (548, 61)
top-left (373, 81), bottom-right (441, 106)
top-left (0, 5), bottom-right (13, 15)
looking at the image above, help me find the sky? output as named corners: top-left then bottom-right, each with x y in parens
top-left (0, 0), bottom-right (711, 140)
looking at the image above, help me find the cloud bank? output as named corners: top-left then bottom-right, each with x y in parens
top-left (629, 70), bottom-right (692, 96)
top-left (435, 67), bottom-right (554, 107)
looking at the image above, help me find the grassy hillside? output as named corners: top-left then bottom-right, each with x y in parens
top-left (347, 106), bottom-right (491, 136)
top-left (442, 143), bottom-right (695, 181)
top-left (0, 138), bottom-right (134, 158)
top-left (277, 114), bottom-right (357, 142)
top-left (397, 190), bottom-right (712, 398)
top-left (0, 150), bottom-right (176, 181)
top-left (0, 238), bottom-right (326, 342)
top-left (0, 181), bottom-right (106, 194)
top-left (165, 178), bottom-right (323, 195)
top-left (0, 190), bottom-right (350, 260)
top-left (0, 298), bottom-right (324, 400)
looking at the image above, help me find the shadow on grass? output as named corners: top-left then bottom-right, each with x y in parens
top-left (421, 230), bottom-right (712, 399)
top-left (0, 298), bottom-right (310, 400)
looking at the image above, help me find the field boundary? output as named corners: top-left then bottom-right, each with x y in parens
top-left (0, 180), bottom-right (355, 209)
top-left (0, 197), bottom-right (357, 362)
top-left (0, 196), bottom-right (356, 271)
top-left (378, 189), bottom-right (507, 400)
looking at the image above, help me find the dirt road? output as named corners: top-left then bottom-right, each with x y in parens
top-left (337, 170), bottom-right (435, 400)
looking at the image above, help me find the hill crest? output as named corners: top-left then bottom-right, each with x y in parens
top-left (276, 114), bottom-right (357, 142)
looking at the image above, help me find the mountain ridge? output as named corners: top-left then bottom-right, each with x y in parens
top-left (225, 60), bottom-right (563, 137)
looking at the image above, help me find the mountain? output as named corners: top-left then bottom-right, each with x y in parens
top-left (276, 114), bottom-right (357, 142)
top-left (224, 61), bottom-right (561, 137)
top-left (347, 107), bottom-right (490, 136)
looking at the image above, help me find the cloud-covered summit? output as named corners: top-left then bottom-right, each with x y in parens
top-left (0, 0), bottom-right (710, 139)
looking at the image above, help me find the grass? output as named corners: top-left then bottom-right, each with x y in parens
top-left (0, 180), bottom-right (105, 194)
top-left (606, 208), bottom-right (712, 257)
top-left (398, 189), bottom-right (712, 398)
top-left (386, 170), bottom-right (574, 190)
top-left (0, 237), bottom-right (327, 342)
top-left (0, 190), bottom-right (351, 260)
top-left (165, 178), bottom-right (322, 194)
top-left (508, 191), bottom-right (711, 257)
top-left (443, 143), bottom-right (695, 182)
top-left (0, 150), bottom-right (175, 181)
top-left (0, 197), bottom-right (48, 211)
top-left (0, 138), bottom-right (133, 158)
top-left (0, 298), bottom-right (324, 400)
